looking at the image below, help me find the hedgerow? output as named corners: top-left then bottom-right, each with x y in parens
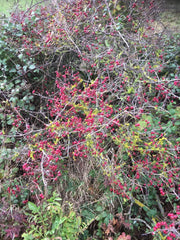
top-left (0, 0), bottom-right (179, 239)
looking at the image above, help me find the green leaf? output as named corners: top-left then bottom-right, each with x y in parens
top-left (105, 40), bottom-right (110, 47)
top-left (22, 233), bottom-right (34, 240)
top-left (145, 209), bottom-right (157, 218)
top-left (4, 138), bottom-right (12, 143)
top-left (28, 202), bottom-right (39, 213)
top-left (29, 105), bottom-right (35, 111)
top-left (59, 216), bottom-right (67, 224)
top-left (18, 53), bottom-right (23, 60)
top-left (175, 107), bottom-right (180, 117)
top-left (29, 64), bottom-right (36, 70)
top-left (9, 68), bottom-right (16, 73)
top-left (96, 205), bottom-right (103, 212)
top-left (69, 211), bottom-right (75, 218)
top-left (97, 211), bottom-right (107, 220)
top-left (7, 118), bottom-right (14, 125)
top-left (169, 109), bottom-right (176, 115)
top-left (76, 216), bottom-right (81, 227)
top-left (104, 216), bottom-right (110, 225)
top-left (174, 121), bottom-right (180, 126)
top-left (23, 65), bottom-right (28, 72)
top-left (52, 215), bottom-right (61, 230)
top-left (127, 87), bottom-right (134, 94)
top-left (0, 113), bottom-right (4, 119)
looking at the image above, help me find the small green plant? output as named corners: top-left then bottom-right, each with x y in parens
top-left (22, 192), bottom-right (83, 240)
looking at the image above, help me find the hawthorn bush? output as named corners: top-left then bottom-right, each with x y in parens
top-left (0, 0), bottom-right (179, 239)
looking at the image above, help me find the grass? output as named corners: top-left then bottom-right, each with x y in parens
top-left (0, 0), bottom-right (47, 16)
top-left (161, 11), bottom-right (180, 34)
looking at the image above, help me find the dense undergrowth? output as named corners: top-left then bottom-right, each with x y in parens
top-left (0, 0), bottom-right (179, 239)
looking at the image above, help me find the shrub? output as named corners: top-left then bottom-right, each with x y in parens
top-left (0, 0), bottom-right (179, 239)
